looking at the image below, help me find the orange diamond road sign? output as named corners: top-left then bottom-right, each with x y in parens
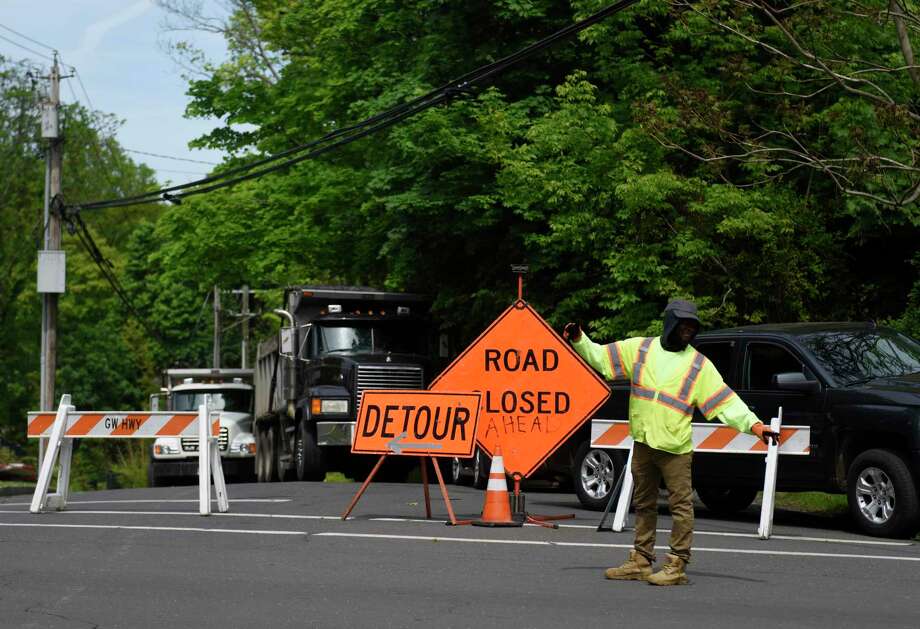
top-left (351, 390), bottom-right (481, 457)
top-left (430, 301), bottom-right (610, 477)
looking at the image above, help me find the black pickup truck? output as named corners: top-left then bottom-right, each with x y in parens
top-left (570, 323), bottom-right (920, 538)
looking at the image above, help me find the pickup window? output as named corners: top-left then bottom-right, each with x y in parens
top-left (743, 342), bottom-right (815, 390)
top-left (696, 341), bottom-right (733, 379)
top-left (799, 329), bottom-right (920, 385)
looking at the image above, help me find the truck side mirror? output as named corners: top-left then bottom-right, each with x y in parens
top-left (773, 371), bottom-right (819, 393)
top-left (280, 327), bottom-right (295, 359)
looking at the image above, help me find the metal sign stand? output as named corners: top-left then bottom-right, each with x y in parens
top-left (342, 455), bottom-right (459, 525)
top-left (30, 395), bottom-right (229, 516)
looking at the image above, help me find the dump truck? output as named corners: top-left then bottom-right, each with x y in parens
top-left (254, 286), bottom-right (435, 482)
top-left (148, 368), bottom-right (256, 486)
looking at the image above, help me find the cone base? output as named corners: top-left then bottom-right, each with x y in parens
top-left (471, 519), bottom-right (524, 528)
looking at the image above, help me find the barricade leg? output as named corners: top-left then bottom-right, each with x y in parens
top-left (30, 395), bottom-right (72, 514)
top-left (210, 437), bottom-right (230, 513)
top-left (757, 407), bottom-right (783, 540)
top-left (612, 443), bottom-right (635, 533)
top-left (199, 399), bottom-right (212, 516)
top-left (45, 438), bottom-right (74, 511)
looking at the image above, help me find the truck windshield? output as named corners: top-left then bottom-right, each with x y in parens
top-left (317, 322), bottom-right (425, 355)
top-left (172, 390), bottom-right (252, 413)
top-left (799, 329), bottom-right (920, 385)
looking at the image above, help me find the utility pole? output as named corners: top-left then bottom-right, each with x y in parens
top-left (241, 285), bottom-right (250, 369)
top-left (39, 54), bottom-right (63, 413)
top-left (213, 285), bottom-right (221, 369)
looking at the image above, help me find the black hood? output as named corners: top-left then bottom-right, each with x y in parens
top-left (660, 299), bottom-right (700, 352)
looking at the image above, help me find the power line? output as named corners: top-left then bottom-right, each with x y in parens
top-left (0, 23), bottom-right (56, 52)
top-left (66, 0), bottom-right (641, 213)
top-left (0, 31), bottom-right (54, 63)
top-left (124, 148), bottom-right (219, 165)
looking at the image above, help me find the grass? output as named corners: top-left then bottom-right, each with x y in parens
top-left (0, 480), bottom-right (35, 489)
top-left (324, 472), bottom-right (351, 483)
top-left (771, 491), bottom-right (848, 515)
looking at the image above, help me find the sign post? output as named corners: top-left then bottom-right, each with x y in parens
top-left (342, 390), bottom-right (481, 524)
top-left (430, 299), bottom-right (610, 525)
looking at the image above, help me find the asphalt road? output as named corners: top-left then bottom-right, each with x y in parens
top-left (1, 480), bottom-right (918, 629)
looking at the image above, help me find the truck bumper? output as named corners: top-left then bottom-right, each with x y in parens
top-left (317, 421), bottom-right (354, 446)
top-left (151, 457), bottom-right (254, 479)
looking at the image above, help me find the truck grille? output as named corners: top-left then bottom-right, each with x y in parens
top-left (181, 427), bottom-right (229, 453)
top-left (356, 365), bottom-right (424, 413)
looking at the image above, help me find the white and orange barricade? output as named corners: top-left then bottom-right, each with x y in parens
top-left (591, 408), bottom-right (808, 539)
top-left (28, 394), bottom-right (229, 516)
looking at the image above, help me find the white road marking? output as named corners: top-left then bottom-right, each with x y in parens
top-left (0, 510), bottom-right (342, 520)
top-left (368, 517), bottom-right (912, 547)
top-left (0, 499), bottom-right (290, 506)
top-left (0, 522), bottom-right (304, 535)
top-left (0, 509), bottom-right (906, 547)
top-left (314, 532), bottom-right (920, 562)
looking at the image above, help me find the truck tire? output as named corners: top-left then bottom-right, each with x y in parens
top-left (255, 423), bottom-right (273, 482)
top-left (294, 421), bottom-right (326, 482)
top-left (573, 441), bottom-right (622, 511)
top-left (264, 422), bottom-right (281, 482)
top-left (847, 449), bottom-right (920, 538)
top-left (696, 486), bottom-right (758, 515)
top-left (472, 448), bottom-right (489, 490)
top-left (147, 462), bottom-right (168, 488)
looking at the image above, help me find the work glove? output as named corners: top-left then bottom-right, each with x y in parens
top-left (752, 423), bottom-right (780, 446)
top-left (562, 322), bottom-right (582, 343)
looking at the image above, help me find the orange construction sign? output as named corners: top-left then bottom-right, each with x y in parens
top-left (351, 390), bottom-right (481, 457)
top-left (430, 301), bottom-right (610, 478)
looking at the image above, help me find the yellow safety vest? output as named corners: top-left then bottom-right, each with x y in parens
top-left (573, 334), bottom-right (758, 454)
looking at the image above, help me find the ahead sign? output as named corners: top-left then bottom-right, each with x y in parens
top-left (430, 301), bottom-right (610, 477)
top-left (352, 390), bottom-right (481, 457)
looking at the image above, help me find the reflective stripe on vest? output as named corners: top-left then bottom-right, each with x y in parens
top-left (606, 342), bottom-right (627, 380)
top-left (678, 352), bottom-right (706, 400)
top-left (631, 337), bottom-right (654, 387)
top-left (630, 338), bottom-right (696, 417)
top-left (701, 385), bottom-right (735, 416)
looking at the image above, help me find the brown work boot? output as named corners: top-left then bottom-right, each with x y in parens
top-left (647, 553), bottom-right (689, 586)
top-left (604, 550), bottom-right (653, 581)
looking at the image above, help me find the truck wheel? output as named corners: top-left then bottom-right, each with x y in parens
top-left (255, 424), bottom-right (273, 482)
top-left (147, 462), bottom-right (168, 488)
top-left (450, 457), bottom-right (468, 485)
top-left (471, 448), bottom-right (489, 490)
top-left (573, 441), bottom-right (620, 511)
top-left (847, 449), bottom-right (920, 538)
top-left (294, 421), bottom-right (326, 482)
top-left (696, 487), bottom-right (758, 515)
top-left (265, 423), bottom-right (280, 482)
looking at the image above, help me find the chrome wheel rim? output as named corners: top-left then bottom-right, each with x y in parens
top-left (855, 466), bottom-right (895, 525)
top-left (473, 450), bottom-right (482, 485)
top-left (451, 457), bottom-right (461, 483)
top-left (580, 449), bottom-right (614, 499)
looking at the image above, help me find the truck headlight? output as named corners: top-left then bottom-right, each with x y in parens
top-left (153, 438), bottom-right (181, 456)
top-left (230, 434), bottom-right (256, 454)
top-left (311, 398), bottom-right (348, 415)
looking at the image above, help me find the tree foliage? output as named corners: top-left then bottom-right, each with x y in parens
top-left (3, 1), bottom-right (920, 460)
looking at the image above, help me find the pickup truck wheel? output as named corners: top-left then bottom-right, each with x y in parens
top-left (294, 421), bottom-right (326, 482)
top-left (847, 449), bottom-right (920, 538)
top-left (696, 487), bottom-right (758, 515)
top-left (573, 441), bottom-right (620, 511)
top-left (471, 448), bottom-right (489, 490)
top-left (450, 457), bottom-right (467, 485)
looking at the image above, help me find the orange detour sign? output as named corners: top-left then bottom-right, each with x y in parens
top-left (430, 301), bottom-right (610, 478)
top-left (351, 390), bottom-right (481, 457)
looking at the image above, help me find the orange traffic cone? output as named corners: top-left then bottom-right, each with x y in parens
top-left (472, 446), bottom-right (523, 527)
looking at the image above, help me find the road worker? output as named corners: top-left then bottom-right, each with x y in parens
top-left (563, 299), bottom-right (778, 586)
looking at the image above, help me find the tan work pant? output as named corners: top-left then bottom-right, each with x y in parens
top-left (631, 441), bottom-right (693, 563)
